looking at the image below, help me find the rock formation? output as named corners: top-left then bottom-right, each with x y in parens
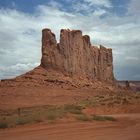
top-left (41, 28), bottom-right (114, 83)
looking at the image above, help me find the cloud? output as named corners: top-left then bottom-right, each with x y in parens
top-left (0, 8), bottom-right (41, 79)
top-left (71, 0), bottom-right (110, 16)
top-left (0, 62), bottom-right (39, 79)
top-left (133, 74), bottom-right (140, 79)
top-left (0, 0), bottom-right (140, 80)
top-left (127, 0), bottom-right (140, 15)
top-left (93, 9), bottom-right (106, 16)
top-left (125, 56), bottom-right (139, 61)
top-left (47, 0), bottom-right (62, 8)
top-left (83, 0), bottom-right (112, 7)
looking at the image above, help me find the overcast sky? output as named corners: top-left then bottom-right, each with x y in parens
top-left (0, 0), bottom-right (140, 80)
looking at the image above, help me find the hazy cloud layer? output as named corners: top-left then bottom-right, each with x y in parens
top-left (0, 0), bottom-right (140, 80)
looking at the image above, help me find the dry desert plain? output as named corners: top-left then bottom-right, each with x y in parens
top-left (0, 66), bottom-right (140, 140)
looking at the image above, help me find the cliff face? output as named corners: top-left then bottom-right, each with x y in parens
top-left (41, 28), bottom-right (114, 83)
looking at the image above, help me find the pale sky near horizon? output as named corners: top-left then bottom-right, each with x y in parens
top-left (0, 0), bottom-right (140, 80)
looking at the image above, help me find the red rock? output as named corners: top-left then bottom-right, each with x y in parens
top-left (41, 28), bottom-right (115, 83)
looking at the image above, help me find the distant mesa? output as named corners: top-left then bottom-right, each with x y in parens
top-left (41, 28), bottom-right (115, 83)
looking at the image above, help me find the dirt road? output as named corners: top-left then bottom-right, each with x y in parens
top-left (0, 113), bottom-right (140, 140)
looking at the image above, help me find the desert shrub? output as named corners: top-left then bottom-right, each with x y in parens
top-left (92, 115), bottom-right (116, 121)
top-left (79, 99), bottom-right (98, 107)
top-left (76, 114), bottom-right (91, 121)
top-left (64, 105), bottom-right (83, 114)
top-left (45, 110), bottom-right (59, 120)
top-left (0, 121), bottom-right (8, 129)
top-left (16, 116), bottom-right (33, 125)
top-left (44, 106), bottom-right (66, 120)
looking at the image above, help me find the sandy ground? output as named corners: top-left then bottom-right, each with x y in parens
top-left (0, 66), bottom-right (140, 140)
top-left (0, 113), bottom-right (140, 140)
top-left (0, 66), bottom-right (117, 109)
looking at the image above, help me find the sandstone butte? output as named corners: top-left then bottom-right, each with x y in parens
top-left (0, 28), bottom-right (115, 89)
top-left (41, 28), bottom-right (115, 83)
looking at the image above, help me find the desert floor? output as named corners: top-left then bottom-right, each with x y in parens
top-left (0, 82), bottom-right (140, 140)
top-left (0, 113), bottom-right (140, 140)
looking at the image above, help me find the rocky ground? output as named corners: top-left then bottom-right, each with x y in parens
top-left (0, 66), bottom-right (140, 140)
